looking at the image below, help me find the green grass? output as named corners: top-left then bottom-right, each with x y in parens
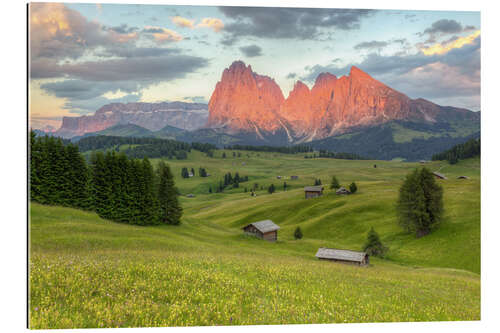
top-left (29, 152), bottom-right (480, 328)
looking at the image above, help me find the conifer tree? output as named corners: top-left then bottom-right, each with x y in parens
top-left (330, 176), bottom-right (340, 189)
top-left (294, 226), bottom-right (303, 240)
top-left (363, 227), bottom-right (387, 257)
top-left (349, 182), bottom-right (358, 194)
top-left (397, 167), bottom-right (443, 237)
top-left (268, 184), bottom-right (276, 194)
top-left (157, 161), bottom-right (182, 225)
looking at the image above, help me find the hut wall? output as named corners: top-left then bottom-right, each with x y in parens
top-left (262, 231), bottom-right (277, 242)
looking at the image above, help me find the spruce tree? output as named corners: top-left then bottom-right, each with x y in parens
top-left (330, 176), bottom-right (340, 189)
top-left (363, 227), bottom-right (387, 257)
top-left (294, 226), bottom-right (303, 240)
top-left (349, 182), bottom-right (358, 194)
top-left (397, 167), bottom-right (443, 237)
top-left (157, 161), bottom-right (182, 225)
top-left (268, 184), bottom-right (275, 194)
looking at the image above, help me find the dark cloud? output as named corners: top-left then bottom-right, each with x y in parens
top-left (104, 24), bottom-right (138, 34)
top-left (286, 72), bottom-right (297, 79)
top-left (300, 36), bottom-right (480, 108)
top-left (97, 46), bottom-right (181, 58)
top-left (40, 80), bottom-right (140, 100)
top-left (354, 40), bottom-right (389, 50)
top-left (423, 19), bottom-right (464, 35)
top-left (239, 44), bottom-right (263, 57)
top-left (218, 7), bottom-right (375, 43)
top-left (32, 55), bottom-right (208, 82)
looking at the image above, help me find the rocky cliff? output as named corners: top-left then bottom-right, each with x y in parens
top-left (207, 61), bottom-right (479, 142)
top-left (55, 102), bottom-right (208, 138)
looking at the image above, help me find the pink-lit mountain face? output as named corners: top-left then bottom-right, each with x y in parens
top-left (207, 61), bottom-right (478, 142)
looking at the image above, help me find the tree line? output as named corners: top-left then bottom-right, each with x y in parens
top-left (30, 131), bottom-right (182, 226)
top-left (76, 135), bottom-right (216, 160)
top-left (305, 150), bottom-right (368, 160)
top-left (224, 144), bottom-right (313, 154)
top-left (431, 138), bottom-right (480, 164)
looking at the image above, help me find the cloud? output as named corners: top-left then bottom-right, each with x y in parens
top-left (239, 44), bottom-right (262, 57)
top-left (423, 19), bottom-right (464, 35)
top-left (171, 16), bottom-right (195, 28)
top-left (143, 26), bottom-right (183, 43)
top-left (40, 79), bottom-right (143, 114)
top-left (286, 72), bottom-right (297, 79)
top-left (419, 30), bottom-right (480, 55)
top-left (300, 36), bottom-right (480, 109)
top-left (354, 40), bottom-right (389, 50)
top-left (218, 7), bottom-right (374, 43)
top-left (185, 96), bottom-right (208, 104)
top-left (197, 18), bottom-right (224, 32)
top-left (29, 3), bottom-right (136, 60)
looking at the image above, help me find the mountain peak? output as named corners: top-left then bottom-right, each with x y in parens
top-left (349, 66), bottom-right (371, 79)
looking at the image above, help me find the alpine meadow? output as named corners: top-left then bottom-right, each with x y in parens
top-left (29, 3), bottom-right (480, 329)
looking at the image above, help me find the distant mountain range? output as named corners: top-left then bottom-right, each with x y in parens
top-left (54, 101), bottom-right (208, 138)
top-left (40, 60), bottom-right (479, 160)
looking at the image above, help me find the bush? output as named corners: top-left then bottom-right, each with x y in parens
top-left (349, 182), bottom-right (357, 193)
top-left (294, 227), bottom-right (303, 240)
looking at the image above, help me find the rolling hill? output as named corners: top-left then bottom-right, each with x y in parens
top-left (29, 149), bottom-right (480, 328)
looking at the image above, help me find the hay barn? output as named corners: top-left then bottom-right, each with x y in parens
top-left (242, 220), bottom-right (280, 242)
top-left (432, 171), bottom-right (448, 180)
top-left (304, 186), bottom-right (324, 199)
top-left (336, 187), bottom-right (351, 195)
top-left (315, 247), bottom-right (369, 266)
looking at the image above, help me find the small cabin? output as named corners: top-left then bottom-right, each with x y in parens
top-left (291, 175), bottom-right (299, 180)
top-left (336, 187), bottom-right (351, 195)
top-left (315, 247), bottom-right (369, 266)
top-left (432, 171), bottom-right (448, 180)
top-left (186, 194), bottom-right (195, 198)
top-left (242, 220), bottom-right (280, 242)
top-left (419, 160), bottom-right (428, 164)
top-left (304, 186), bottom-right (324, 199)
top-left (188, 173), bottom-right (194, 178)
top-left (457, 175), bottom-right (469, 179)
top-left (276, 176), bottom-right (282, 179)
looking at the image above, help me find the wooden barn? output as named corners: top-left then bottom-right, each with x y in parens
top-left (304, 186), bottom-right (324, 199)
top-left (336, 187), bottom-right (351, 195)
top-left (315, 247), bottom-right (369, 266)
top-left (242, 220), bottom-right (280, 242)
top-left (432, 171), bottom-right (448, 180)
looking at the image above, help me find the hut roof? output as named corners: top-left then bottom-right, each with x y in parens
top-left (244, 220), bottom-right (280, 233)
top-left (457, 175), bottom-right (469, 179)
top-left (304, 186), bottom-right (324, 192)
top-left (432, 171), bottom-right (448, 180)
top-left (336, 187), bottom-right (351, 194)
top-left (315, 247), bottom-right (367, 262)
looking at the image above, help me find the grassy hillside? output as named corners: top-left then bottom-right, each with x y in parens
top-left (29, 152), bottom-right (480, 328)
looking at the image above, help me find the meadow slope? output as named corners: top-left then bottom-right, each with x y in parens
top-left (29, 152), bottom-right (480, 328)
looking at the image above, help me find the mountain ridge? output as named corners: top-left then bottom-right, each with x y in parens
top-left (207, 61), bottom-right (479, 143)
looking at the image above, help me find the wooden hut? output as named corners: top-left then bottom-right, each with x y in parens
top-left (457, 176), bottom-right (469, 179)
top-left (315, 247), bottom-right (369, 266)
top-left (336, 186), bottom-right (351, 195)
top-left (291, 175), bottom-right (299, 180)
top-left (304, 186), bottom-right (324, 199)
top-left (432, 171), bottom-right (448, 180)
top-left (242, 220), bottom-right (280, 241)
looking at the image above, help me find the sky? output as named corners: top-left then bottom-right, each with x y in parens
top-left (29, 2), bottom-right (480, 130)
